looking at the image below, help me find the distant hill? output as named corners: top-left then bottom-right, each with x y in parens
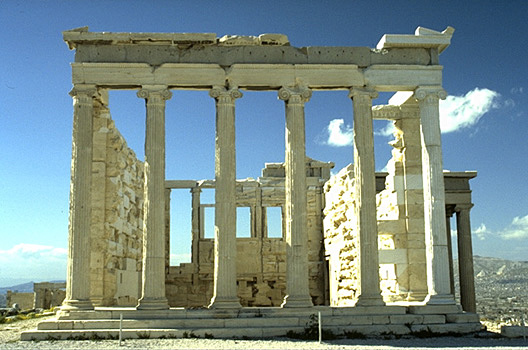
top-left (0, 280), bottom-right (66, 295)
top-left (0, 280), bottom-right (66, 307)
top-left (453, 256), bottom-right (528, 291)
top-left (0, 281), bottom-right (34, 295)
top-left (473, 255), bottom-right (528, 285)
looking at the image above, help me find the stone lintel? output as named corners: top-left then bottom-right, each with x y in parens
top-left (443, 170), bottom-right (478, 179)
top-left (372, 105), bottom-right (401, 120)
top-left (71, 62), bottom-right (442, 91)
top-left (364, 65), bottom-right (443, 92)
top-left (165, 180), bottom-right (198, 189)
top-left (388, 91), bottom-right (415, 106)
top-left (70, 41), bottom-right (434, 67)
top-left (165, 179), bottom-right (265, 189)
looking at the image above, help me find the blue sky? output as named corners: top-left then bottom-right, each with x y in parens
top-left (1, 0), bottom-right (527, 287)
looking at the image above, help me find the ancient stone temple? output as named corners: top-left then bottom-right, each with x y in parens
top-left (23, 26), bottom-right (481, 340)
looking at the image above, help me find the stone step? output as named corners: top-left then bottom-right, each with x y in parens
top-left (21, 321), bottom-right (483, 341)
top-left (37, 311), bottom-right (479, 331)
top-left (37, 317), bottom-right (303, 330)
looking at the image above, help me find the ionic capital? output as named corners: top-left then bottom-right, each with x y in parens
top-left (445, 205), bottom-right (457, 217)
top-left (69, 84), bottom-right (98, 104)
top-left (278, 86), bottom-right (312, 103)
top-left (414, 86), bottom-right (447, 103)
top-left (190, 186), bottom-right (202, 194)
top-left (455, 203), bottom-right (474, 212)
top-left (209, 86), bottom-right (243, 102)
top-left (137, 85), bottom-right (172, 102)
top-left (348, 87), bottom-right (378, 100)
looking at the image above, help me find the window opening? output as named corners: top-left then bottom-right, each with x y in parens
top-left (169, 189), bottom-right (192, 265)
top-left (266, 206), bottom-right (283, 238)
top-left (236, 207), bottom-right (251, 238)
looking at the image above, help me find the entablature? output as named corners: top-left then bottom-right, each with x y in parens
top-left (70, 62), bottom-right (442, 91)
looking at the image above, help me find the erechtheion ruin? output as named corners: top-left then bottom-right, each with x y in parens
top-left (23, 26), bottom-right (481, 340)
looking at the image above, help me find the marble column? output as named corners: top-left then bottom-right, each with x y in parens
top-left (445, 206), bottom-right (456, 296)
top-left (137, 85), bottom-right (172, 310)
top-left (349, 87), bottom-right (385, 306)
top-left (279, 86), bottom-right (313, 308)
top-left (415, 87), bottom-right (455, 305)
top-left (209, 86), bottom-right (242, 309)
top-left (164, 188), bottom-right (171, 272)
top-left (191, 187), bottom-right (201, 266)
top-left (62, 84), bottom-right (97, 311)
top-left (456, 204), bottom-right (476, 312)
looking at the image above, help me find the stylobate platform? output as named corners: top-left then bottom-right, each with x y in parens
top-left (22, 305), bottom-right (481, 341)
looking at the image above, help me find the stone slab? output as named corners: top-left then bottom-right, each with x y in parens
top-left (332, 306), bottom-right (406, 316)
top-left (389, 314), bottom-right (423, 325)
top-left (446, 313), bottom-right (480, 323)
top-left (408, 304), bottom-right (462, 314)
top-left (501, 325), bottom-right (528, 338)
top-left (423, 314), bottom-right (446, 324)
top-left (411, 322), bottom-right (481, 335)
top-left (322, 315), bottom-right (373, 326)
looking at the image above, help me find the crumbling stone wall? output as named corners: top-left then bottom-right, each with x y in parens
top-left (34, 282), bottom-right (65, 309)
top-left (323, 164), bottom-right (360, 306)
top-left (323, 107), bottom-right (429, 305)
top-left (323, 163), bottom-right (407, 305)
top-left (90, 100), bottom-right (144, 306)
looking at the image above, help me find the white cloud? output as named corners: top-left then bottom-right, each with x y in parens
top-left (473, 223), bottom-right (489, 241)
top-left (0, 244), bottom-right (67, 282)
top-left (510, 87), bottom-right (524, 94)
top-left (503, 99), bottom-right (515, 108)
top-left (334, 87), bottom-right (501, 142)
top-left (375, 121), bottom-right (395, 137)
top-left (439, 88), bottom-right (500, 133)
top-left (326, 118), bottom-right (353, 146)
top-left (501, 214), bottom-right (528, 240)
top-left (469, 215), bottom-right (528, 241)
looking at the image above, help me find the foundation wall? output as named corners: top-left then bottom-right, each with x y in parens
top-left (6, 292), bottom-right (34, 310)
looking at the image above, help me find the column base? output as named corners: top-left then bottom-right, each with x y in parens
top-left (281, 294), bottom-right (313, 308)
top-left (405, 291), bottom-right (429, 303)
top-left (355, 294), bottom-right (385, 307)
top-left (136, 297), bottom-right (169, 310)
top-left (208, 296), bottom-right (241, 309)
top-left (60, 299), bottom-right (93, 311)
top-left (424, 293), bottom-right (456, 305)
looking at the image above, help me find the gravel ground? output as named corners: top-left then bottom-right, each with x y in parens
top-left (1, 317), bottom-right (528, 349)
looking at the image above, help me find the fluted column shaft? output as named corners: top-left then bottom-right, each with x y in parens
top-left (445, 206), bottom-right (456, 296)
top-left (209, 86), bottom-right (242, 308)
top-left (456, 204), bottom-right (476, 312)
top-left (349, 88), bottom-right (384, 306)
top-left (63, 85), bottom-right (97, 311)
top-left (415, 87), bottom-right (455, 304)
top-left (279, 86), bottom-right (313, 308)
top-left (137, 85), bottom-right (171, 310)
top-left (191, 187), bottom-right (201, 266)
